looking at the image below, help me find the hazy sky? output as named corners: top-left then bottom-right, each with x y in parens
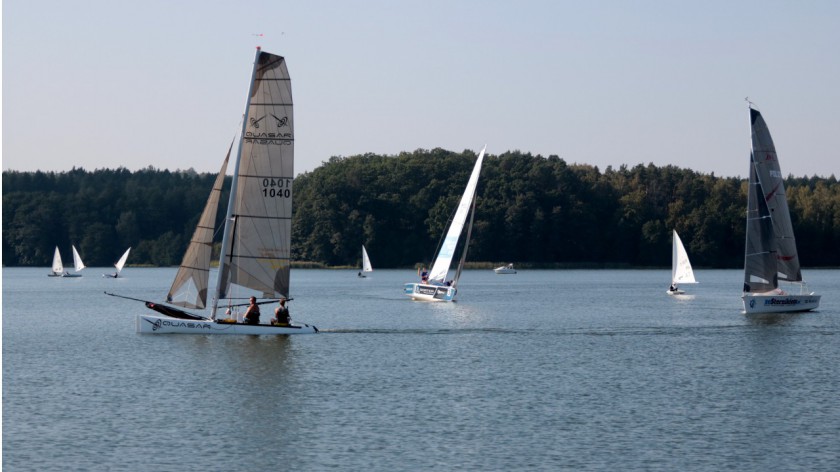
top-left (3, 0), bottom-right (839, 178)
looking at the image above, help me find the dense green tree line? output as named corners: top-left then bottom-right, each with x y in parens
top-left (4, 151), bottom-right (839, 269)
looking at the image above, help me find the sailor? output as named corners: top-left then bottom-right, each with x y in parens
top-left (243, 296), bottom-right (261, 324)
top-left (273, 298), bottom-right (291, 326)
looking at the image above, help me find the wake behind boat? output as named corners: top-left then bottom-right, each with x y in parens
top-left (117, 48), bottom-right (316, 334)
top-left (741, 105), bottom-right (820, 314)
top-left (404, 146), bottom-right (485, 302)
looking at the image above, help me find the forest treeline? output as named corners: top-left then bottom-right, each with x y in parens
top-left (3, 149), bottom-right (840, 269)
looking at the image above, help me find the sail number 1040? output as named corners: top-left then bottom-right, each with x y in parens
top-left (262, 178), bottom-right (292, 198)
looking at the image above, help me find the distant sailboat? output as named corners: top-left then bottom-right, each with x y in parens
top-left (667, 230), bottom-right (696, 295)
top-left (47, 247), bottom-right (65, 277)
top-left (741, 105), bottom-right (820, 314)
top-left (104, 248), bottom-right (131, 278)
top-left (358, 245), bottom-right (373, 277)
top-left (404, 146), bottom-right (485, 301)
top-left (48, 245), bottom-right (85, 277)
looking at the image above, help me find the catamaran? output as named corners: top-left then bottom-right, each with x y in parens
top-left (121, 48), bottom-right (316, 334)
top-left (667, 230), bottom-right (696, 295)
top-left (103, 248), bottom-right (131, 278)
top-left (404, 146), bottom-right (485, 302)
top-left (741, 105), bottom-right (820, 314)
top-left (358, 245), bottom-right (373, 277)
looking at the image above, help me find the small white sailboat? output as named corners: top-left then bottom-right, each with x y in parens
top-left (741, 105), bottom-right (820, 314)
top-left (404, 146), bottom-right (485, 302)
top-left (493, 263), bottom-right (516, 274)
top-left (126, 48), bottom-right (316, 334)
top-left (667, 231), bottom-right (696, 295)
top-left (49, 246), bottom-right (85, 277)
top-left (47, 246), bottom-right (66, 277)
top-left (358, 245), bottom-right (373, 277)
top-left (71, 245), bottom-right (86, 275)
top-left (104, 248), bottom-right (131, 278)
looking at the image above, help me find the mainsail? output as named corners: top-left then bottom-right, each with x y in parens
top-left (427, 146), bottom-right (486, 284)
top-left (743, 107), bottom-right (802, 293)
top-left (362, 245), bottom-right (373, 272)
top-left (671, 231), bottom-right (696, 285)
top-left (167, 146), bottom-right (231, 309)
top-left (72, 245), bottom-right (86, 272)
top-left (114, 248), bottom-right (131, 274)
top-left (215, 50), bottom-right (294, 315)
top-left (52, 247), bottom-right (64, 274)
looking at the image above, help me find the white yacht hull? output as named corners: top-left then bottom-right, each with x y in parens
top-left (404, 283), bottom-right (456, 302)
top-left (494, 268), bottom-right (516, 274)
top-left (666, 289), bottom-right (685, 295)
top-left (136, 315), bottom-right (318, 334)
top-left (742, 294), bottom-right (821, 314)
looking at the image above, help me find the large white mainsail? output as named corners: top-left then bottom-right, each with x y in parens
top-left (741, 105), bottom-right (820, 313)
top-left (51, 247), bottom-right (64, 274)
top-left (114, 248), bottom-right (131, 274)
top-left (362, 245), bottom-right (373, 273)
top-left (71, 245), bottom-right (86, 272)
top-left (166, 147), bottom-right (231, 308)
top-left (426, 146), bottom-right (486, 284)
top-left (213, 49), bottom-right (295, 318)
top-left (671, 230), bottom-right (696, 286)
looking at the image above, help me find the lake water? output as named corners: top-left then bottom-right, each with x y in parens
top-left (3, 267), bottom-right (840, 471)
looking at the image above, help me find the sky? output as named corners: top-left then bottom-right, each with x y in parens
top-left (3, 0), bottom-right (839, 178)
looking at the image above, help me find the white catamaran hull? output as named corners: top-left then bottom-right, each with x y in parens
top-left (404, 283), bottom-right (457, 302)
top-left (136, 315), bottom-right (318, 335)
top-left (742, 294), bottom-right (821, 314)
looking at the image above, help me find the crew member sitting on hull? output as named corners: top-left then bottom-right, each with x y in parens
top-left (273, 298), bottom-right (291, 326)
top-left (243, 296), bottom-right (261, 325)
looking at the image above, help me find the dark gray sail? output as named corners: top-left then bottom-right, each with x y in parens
top-left (167, 145), bottom-right (231, 308)
top-left (743, 108), bottom-right (802, 293)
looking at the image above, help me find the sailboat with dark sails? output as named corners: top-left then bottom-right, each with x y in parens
top-left (741, 105), bottom-right (820, 314)
top-left (131, 48), bottom-right (317, 334)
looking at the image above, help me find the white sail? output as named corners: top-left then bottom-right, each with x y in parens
top-left (72, 245), bottom-right (86, 272)
top-left (362, 245), bottom-right (373, 272)
top-left (427, 146), bottom-right (486, 284)
top-left (671, 231), bottom-right (696, 285)
top-left (51, 247), bottom-right (64, 274)
top-left (114, 248), bottom-right (131, 274)
top-left (213, 49), bottom-right (295, 317)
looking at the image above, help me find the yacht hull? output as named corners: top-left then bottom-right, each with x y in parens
top-left (404, 283), bottom-right (456, 302)
top-left (742, 294), bottom-right (821, 314)
top-left (136, 315), bottom-right (317, 334)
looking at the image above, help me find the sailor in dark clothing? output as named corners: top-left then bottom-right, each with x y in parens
top-left (243, 296), bottom-right (261, 324)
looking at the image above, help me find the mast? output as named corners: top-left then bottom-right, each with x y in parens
top-left (452, 189), bottom-right (477, 287)
top-left (212, 48), bottom-right (262, 319)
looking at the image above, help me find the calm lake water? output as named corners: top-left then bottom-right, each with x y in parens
top-left (3, 267), bottom-right (840, 471)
